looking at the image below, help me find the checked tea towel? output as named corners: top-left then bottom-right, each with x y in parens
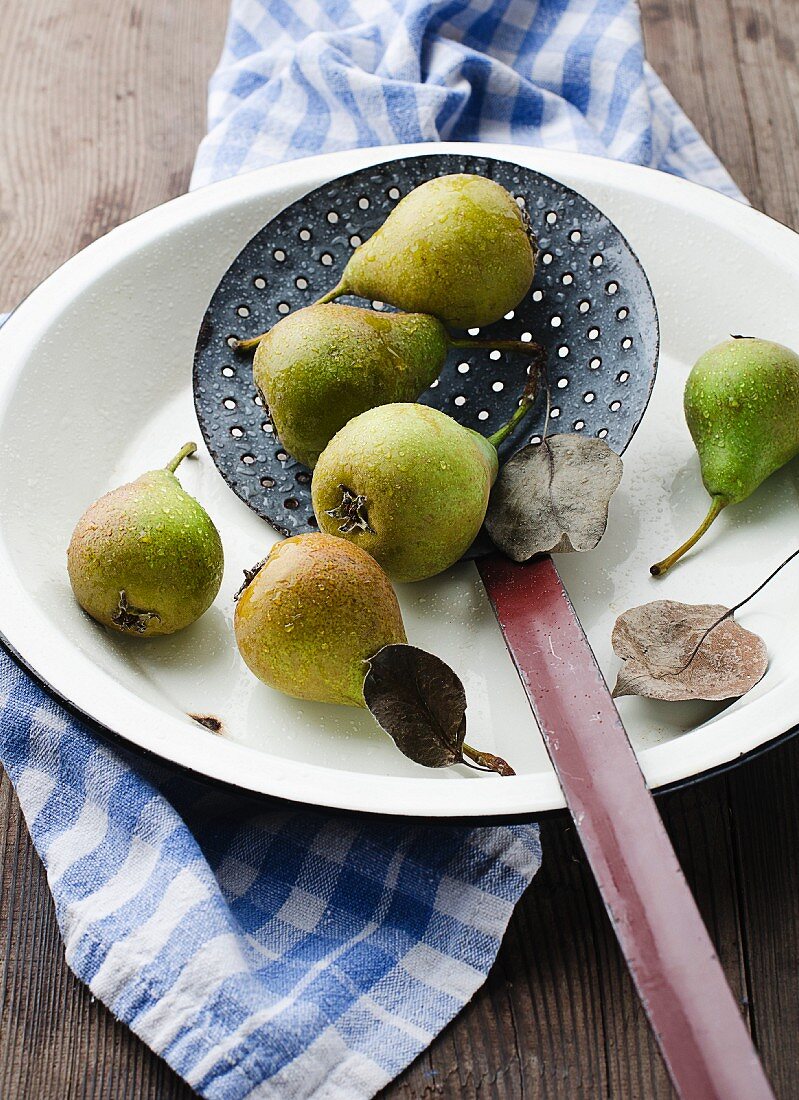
top-left (1, 1), bottom-right (741, 1097)
top-left (192, 0), bottom-right (741, 198)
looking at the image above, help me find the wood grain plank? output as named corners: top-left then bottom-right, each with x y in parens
top-left (724, 0), bottom-right (799, 226)
top-left (639, 0), bottom-right (760, 206)
top-left (0, 0), bottom-right (226, 308)
top-left (727, 742), bottom-right (799, 1098)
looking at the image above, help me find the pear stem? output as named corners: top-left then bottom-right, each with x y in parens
top-left (650, 496), bottom-right (726, 576)
top-left (485, 342), bottom-right (546, 450)
top-left (165, 442), bottom-right (197, 474)
top-left (316, 282), bottom-right (346, 306)
top-left (233, 333), bottom-right (267, 352)
top-left (462, 742), bottom-right (516, 776)
top-left (449, 337), bottom-right (543, 356)
top-left (487, 399), bottom-right (534, 449)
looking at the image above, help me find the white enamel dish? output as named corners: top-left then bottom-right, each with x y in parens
top-left (1, 141), bottom-right (798, 817)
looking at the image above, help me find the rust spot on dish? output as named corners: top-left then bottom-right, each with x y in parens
top-left (189, 713), bottom-right (223, 734)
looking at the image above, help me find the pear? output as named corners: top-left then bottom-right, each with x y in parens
top-left (652, 337), bottom-right (799, 575)
top-left (234, 532), bottom-right (406, 706)
top-left (317, 174), bottom-right (537, 329)
top-left (67, 443), bottom-right (224, 635)
top-left (234, 533), bottom-right (514, 774)
top-left (252, 304), bottom-right (445, 468)
top-left (242, 302), bottom-right (537, 468)
top-left (312, 395), bottom-right (534, 583)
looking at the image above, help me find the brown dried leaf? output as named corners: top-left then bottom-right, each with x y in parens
top-left (611, 600), bottom-right (768, 702)
top-left (363, 644), bottom-right (513, 775)
top-left (364, 644), bottom-right (467, 768)
top-left (485, 434), bottom-right (623, 562)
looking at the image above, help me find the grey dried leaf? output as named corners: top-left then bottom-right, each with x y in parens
top-left (611, 600), bottom-right (768, 702)
top-left (485, 434), bottom-right (623, 562)
top-left (363, 644), bottom-right (467, 768)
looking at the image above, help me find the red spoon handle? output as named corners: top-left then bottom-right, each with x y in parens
top-left (478, 552), bottom-right (773, 1100)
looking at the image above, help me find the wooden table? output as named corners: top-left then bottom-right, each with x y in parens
top-left (1, 1), bottom-right (798, 1095)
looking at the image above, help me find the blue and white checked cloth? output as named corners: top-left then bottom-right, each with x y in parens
top-left (1, 2), bottom-right (742, 1097)
top-left (192, 0), bottom-right (740, 198)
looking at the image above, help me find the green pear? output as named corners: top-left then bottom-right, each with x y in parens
top-left (311, 397), bottom-right (533, 583)
top-left (652, 337), bottom-right (799, 575)
top-left (317, 174), bottom-right (537, 329)
top-left (234, 532), bottom-right (406, 706)
top-left (252, 304), bottom-right (446, 468)
top-left (67, 443), bottom-right (224, 635)
top-left (244, 302), bottom-right (537, 468)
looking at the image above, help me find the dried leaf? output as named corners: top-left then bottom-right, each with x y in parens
top-left (363, 644), bottom-right (466, 767)
top-left (611, 600), bottom-right (768, 702)
top-left (363, 644), bottom-right (514, 775)
top-left (485, 434), bottom-right (623, 562)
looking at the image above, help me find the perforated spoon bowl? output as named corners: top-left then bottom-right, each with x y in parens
top-left (193, 153), bottom-right (657, 534)
top-left (193, 152), bottom-right (773, 1099)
